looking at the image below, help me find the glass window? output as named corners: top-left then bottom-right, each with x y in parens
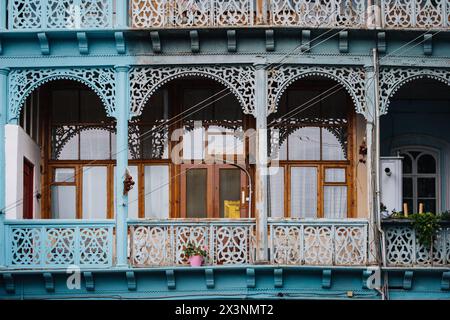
top-left (51, 186), bottom-right (77, 219)
top-left (324, 186), bottom-right (347, 219)
top-left (400, 150), bottom-right (438, 214)
top-left (185, 168), bottom-right (207, 218)
top-left (269, 167), bottom-right (285, 218)
top-left (82, 167), bottom-right (108, 219)
top-left (325, 168), bottom-right (346, 183)
top-left (291, 167), bottom-right (317, 218)
top-left (219, 169), bottom-right (241, 218)
top-left (144, 166), bottom-right (169, 219)
top-left (80, 129), bottom-right (111, 160)
top-left (288, 127), bottom-right (320, 160)
top-left (54, 168), bottom-right (75, 183)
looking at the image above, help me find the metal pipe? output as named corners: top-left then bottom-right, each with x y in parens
top-left (372, 48), bottom-right (387, 267)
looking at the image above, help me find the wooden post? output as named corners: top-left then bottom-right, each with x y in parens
top-left (254, 59), bottom-right (269, 262)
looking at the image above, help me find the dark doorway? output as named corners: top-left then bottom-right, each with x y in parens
top-left (23, 158), bottom-right (34, 219)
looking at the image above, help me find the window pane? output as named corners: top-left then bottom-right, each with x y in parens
top-left (324, 186), bottom-right (347, 218)
top-left (417, 178), bottom-right (436, 198)
top-left (403, 177), bottom-right (413, 198)
top-left (291, 167), bottom-right (317, 218)
top-left (269, 167), bottom-right (284, 218)
top-left (79, 90), bottom-right (106, 123)
top-left (403, 198), bottom-right (414, 214)
top-left (322, 128), bottom-right (346, 160)
top-left (52, 90), bottom-right (79, 123)
top-left (288, 127), bottom-right (320, 160)
top-left (82, 167), bottom-right (107, 219)
top-left (417, 154), bottom-right (436, 173)
top-left (53, 126), bottom-right (79, 160)
top-left (51, 186), bottom-right (76, 219)
top-left (54, 168), bottom-right (75, 183)
top-left (186, 168), bottom-right (207, 218)
top-left (80, 129), bottom-right (111, 160)
top-left (144, 165), bottom-right (169, 219)
top-left (401, 153), bottom-right (412, 174)
top-left (325, 168), bottom-right (346, 183)
top-left (417, 199), bottom-right (436, 213)
top-left (219, 169), bottom-right (241, 218)
top-left (183, 127), bottom-right (205, 160)
top-left (207, 126), bottom-right (243, 155)
top-left (138, 126), bottom-right (169, 160)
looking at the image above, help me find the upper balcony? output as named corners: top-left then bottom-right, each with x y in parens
top-left (1, 1), bottom-right (449, 32)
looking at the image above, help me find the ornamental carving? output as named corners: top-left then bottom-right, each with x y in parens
top-left (267, 65), bottom-right (366, 116)
top-left (129, 66), bottom-right (256, 117)
top-left (379, 68), bottom-right (450, 115)
top-left (9, 68), bottom-right (116, 120)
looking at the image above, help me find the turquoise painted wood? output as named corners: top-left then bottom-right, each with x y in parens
top-left (114, 65), bottom-right (130, 268)
top-left (0, 68), bottom-right (9, 267)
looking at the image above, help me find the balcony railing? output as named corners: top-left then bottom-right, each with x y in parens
top-left (8, 0), bottom-right (114, 30)
top-left (128, 218), bottom-right (369, 267)
top-left (381, 0), bottom-right (449, 29)
top-left (269, 219), bottom-right (368, 266)
top-left (383, 220), bottom-right (450, 267)
top-left (4, 219), bottom-right (115, 269)
top-left (129, 219), bottom-right (256, 266)
top-left (4, 1), bottom-right (449, 31)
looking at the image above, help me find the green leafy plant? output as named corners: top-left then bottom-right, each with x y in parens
top-left (410, 212), bottom-right (441, 248)
top-left (389, 211), bottom-right (407, 219)
top-left (440, 210), bottom-right (450, 221)
top-left (183, 242), bottom-right (208, 259)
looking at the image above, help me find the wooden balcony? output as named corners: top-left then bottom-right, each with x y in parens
top-left (4, 1), bottom-right (449, 31)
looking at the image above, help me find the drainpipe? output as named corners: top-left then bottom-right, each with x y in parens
top-left (0, 68), bottom-right (9, 268)
top-left (114, 65), bottom-right (130, 268)
top-left (254, 58), bottom-right (269, 263)
top-left (372, 48), bottom-right (386, 267)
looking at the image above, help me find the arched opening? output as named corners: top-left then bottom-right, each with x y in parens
top-left (381, 78), bottom-right (450, 214)
top-left (268, 77), bottom-right (356, 219)
top-left (17, 80), bottom-right (116, 219)
top-left (128, 77), bottom-right (254, 219)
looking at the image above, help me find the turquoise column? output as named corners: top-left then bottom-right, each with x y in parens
top-left (116, 0), bottom-right (128, 28)
top-left (114, 65), bottom-right (130, 268)
top-left (0, 68), bottom-right (9, 267)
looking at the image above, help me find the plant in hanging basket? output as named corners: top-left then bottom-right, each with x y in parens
top-left (183, 242), bottom-right (208, 267)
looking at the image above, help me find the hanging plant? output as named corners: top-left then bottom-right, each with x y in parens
top-left (410, 213), bottom-right (441, 248)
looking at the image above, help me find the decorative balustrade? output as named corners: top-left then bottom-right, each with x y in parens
top-left (381, 0), bottom-right (449, 29)
top-left (269, 0), bottom-right (366, 28)
top-left (5, 1), bottom-right (449, 30)
top-left (269, 219), bottom-right (368, 266)
top-left (383, 220), bottom-right (450, 267)
top-left (5, 220), bottom-right (114, 269)
top-left (9, 0), bottom-right (113, 30)
top-left (129, 219), bottom-right (256, 266)
top-left (131, 0), bottom-right (255, 28)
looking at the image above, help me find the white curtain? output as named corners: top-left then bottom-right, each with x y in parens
top-left (291, 167), bottom-right (317, 218)
top-left (269, 167), bottom-right (284, 218)
top-left (144, 165), bottom-right (170, 219)
top-left (83, 166), bottom-right (108, 219)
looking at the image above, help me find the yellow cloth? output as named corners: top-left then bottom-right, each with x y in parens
top-left (224, 200), bottom-right (241, 219)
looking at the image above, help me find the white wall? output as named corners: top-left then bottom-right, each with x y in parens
top-left (5, 124), bottom-right (41, 219)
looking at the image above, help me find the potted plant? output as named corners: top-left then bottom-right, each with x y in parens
top-left (183, 242), bottom-right (208, 267)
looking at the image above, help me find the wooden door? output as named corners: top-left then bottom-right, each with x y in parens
top-left (23, 158), bottom-right (34, 219)
top-left (180, 164), bottom-right (248, 218)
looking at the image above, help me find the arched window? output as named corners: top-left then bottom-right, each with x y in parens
top-left (268, 78), bottom-right (353, 219)
top-left (398, 149), bottom-right (439, 214)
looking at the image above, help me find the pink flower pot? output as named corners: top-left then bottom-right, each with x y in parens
top-left (188, 255), bottom-right (203, 267)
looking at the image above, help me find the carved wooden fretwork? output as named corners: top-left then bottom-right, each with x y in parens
top-left (379, 67), bottom-right (450, 115)
top-left (267, 65), bottom-right (366, 116)
top-left (129, 66), bottom-right (256, 117)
